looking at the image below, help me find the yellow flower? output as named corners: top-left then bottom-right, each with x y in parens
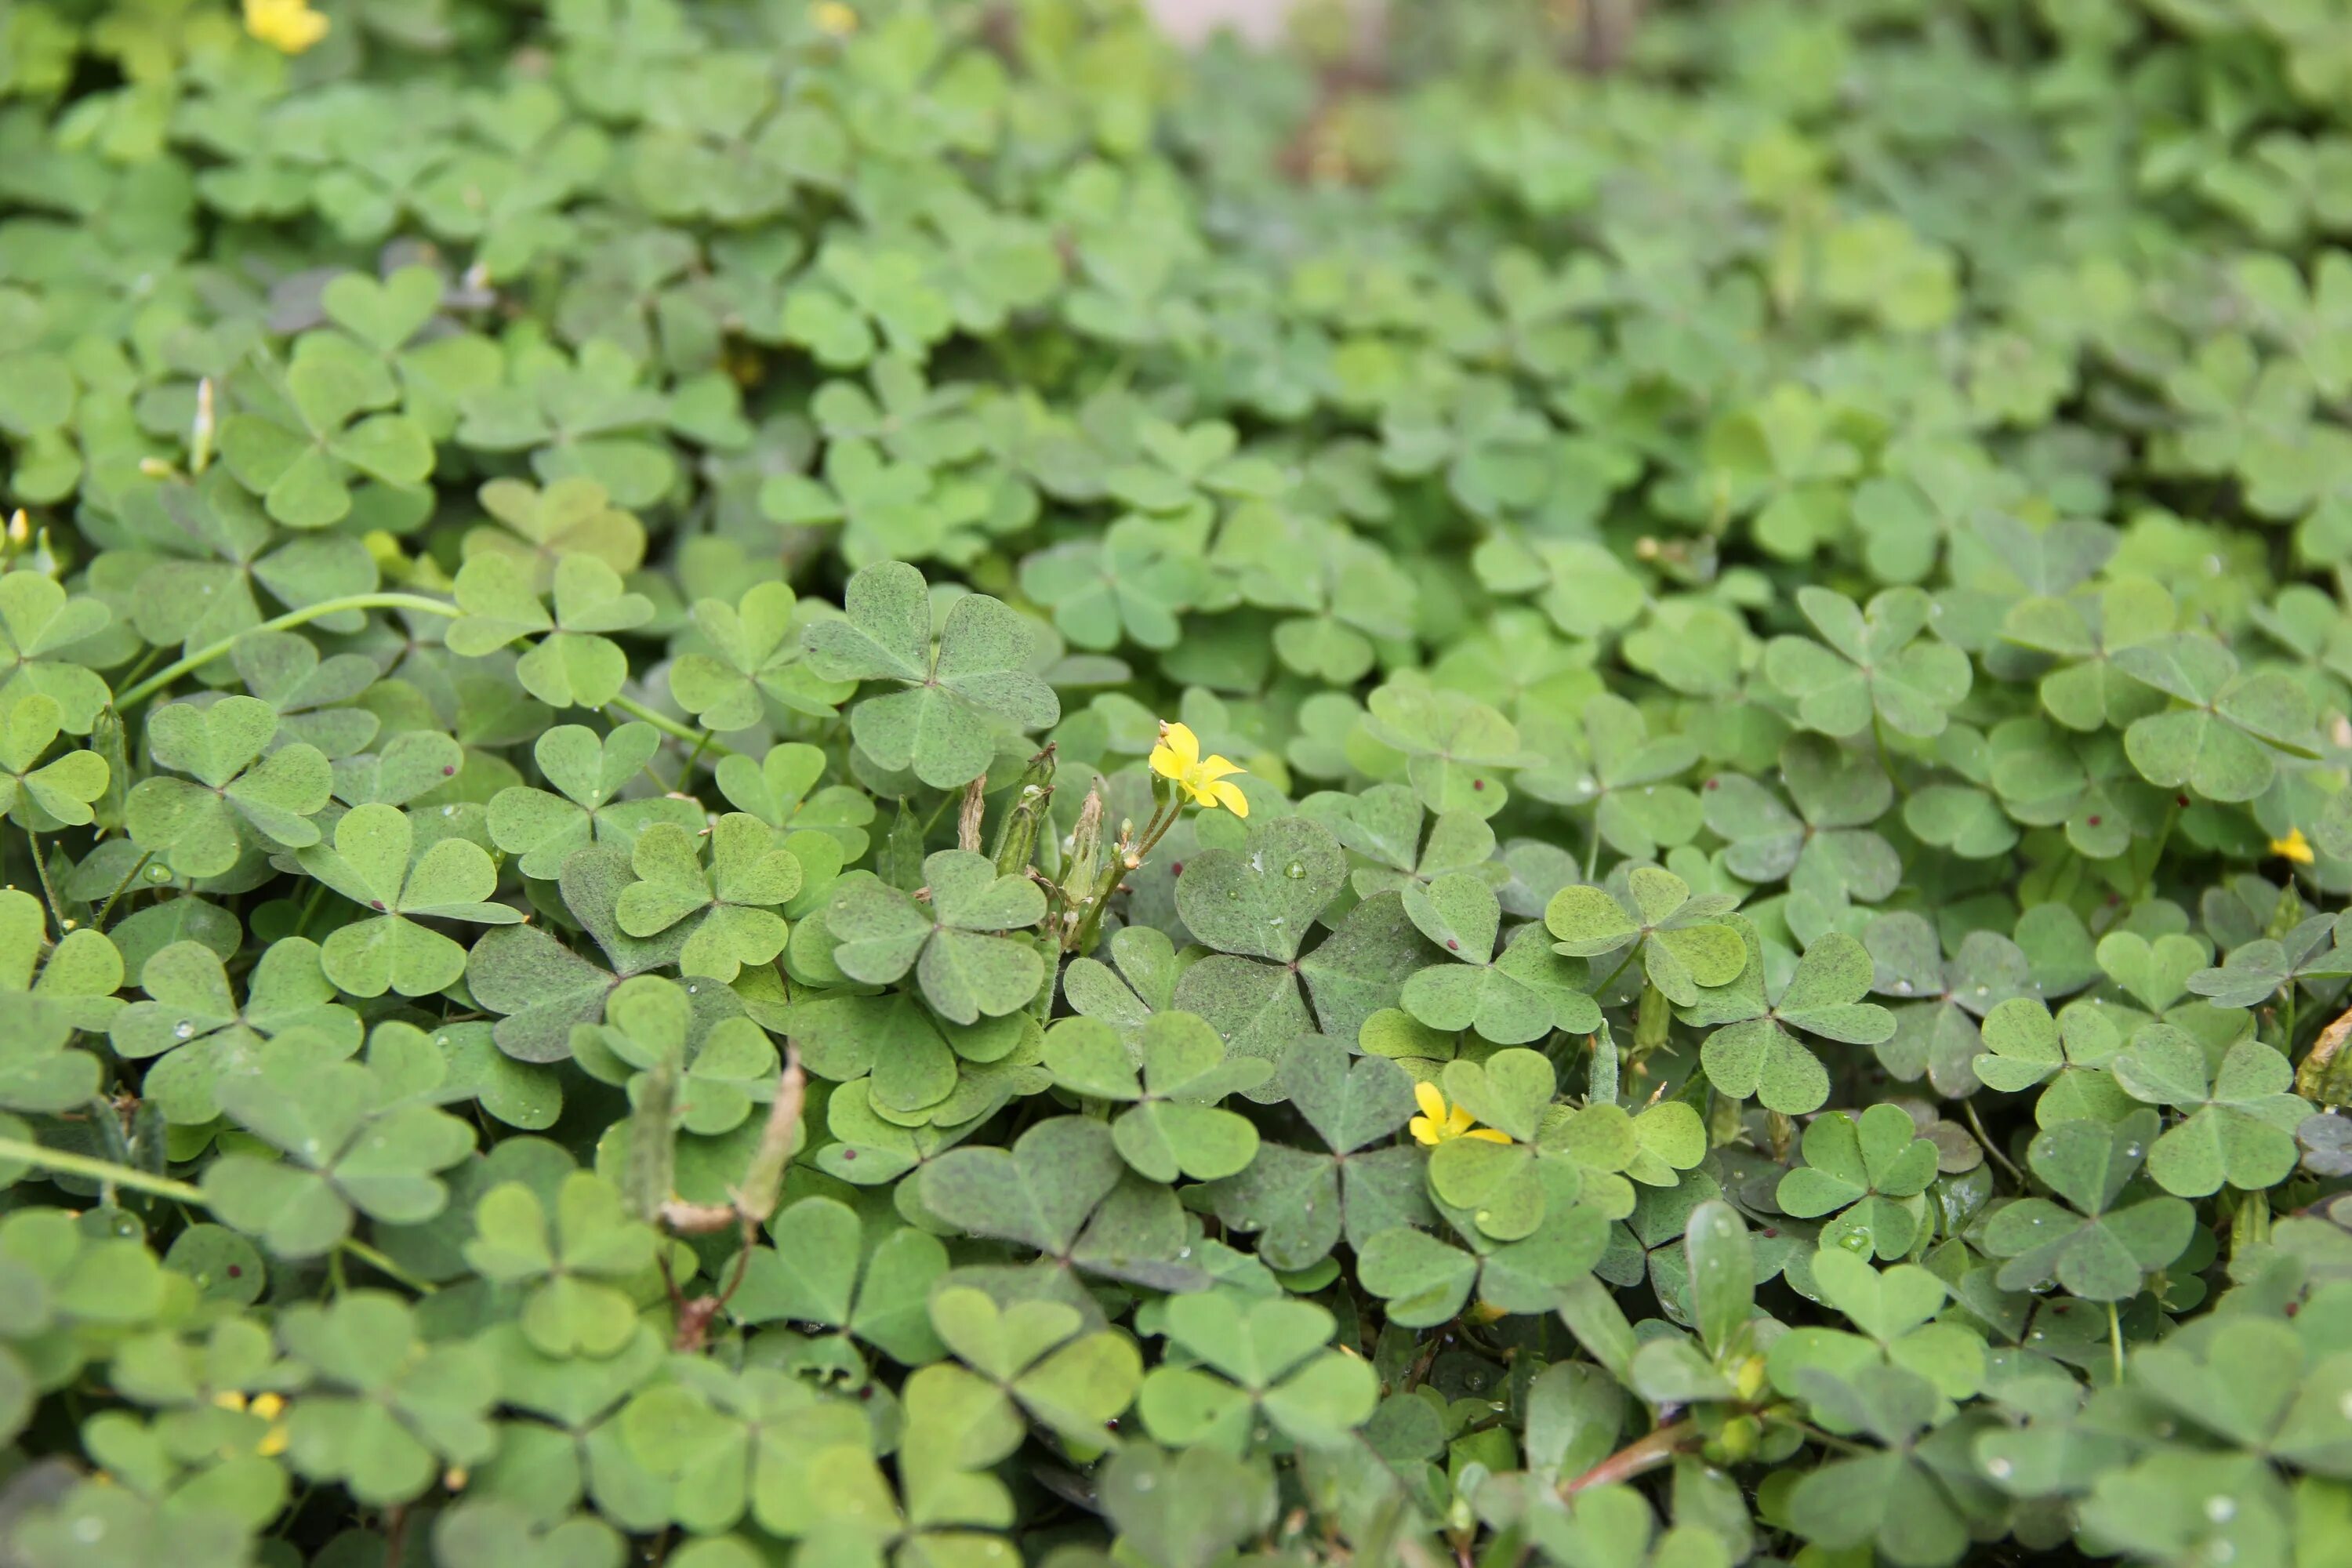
top-left (1149, 721), bottom-right (1248, 818)
top-left (244, 0), bottom-right (328, 54)
top-left (1408, 1081), bottom-right (1509, 1147)
top-left (2273, 828), bottom-right (2315, 866)
top-left (250, 1392), bottom-right (289, 1457)
top-left (811, 1), bottom-right (858, 36)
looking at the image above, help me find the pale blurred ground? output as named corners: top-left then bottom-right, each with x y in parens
top-left (1144, 0), bottom-right (1292, 44)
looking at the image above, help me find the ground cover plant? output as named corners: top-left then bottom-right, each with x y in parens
top-left (1, 0), bottom-right (2351, 1562)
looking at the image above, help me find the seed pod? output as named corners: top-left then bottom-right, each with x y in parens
top-left (89, 708), bottom-right (129, 833)
top-left (992, 744), bottom-right (1056, 877)
top-left (626, 1056), bottom-right (680, 1224)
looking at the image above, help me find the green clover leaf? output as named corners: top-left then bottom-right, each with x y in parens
top-left (488, 723), bottom-right (704, 880)
top-left (125, 697), bottom-right (332, 879)
top-left (669, 581), bottom-right (855, 730)
top-left (1041, 1012), bottom-right (1272, 1181)
top-left (296, 804), bottom-right (524, 997)
top-left (1137, 1290), bottom-right (1377, 1452)
top-left (2111, 1029), bottom-right (2310, 1196)
top-left (1544, 866), bottom-right (1748, 1007)
top-left (801, 561), bottom-right (1058, 789)
top-left (0, 690), bottom-right (107, 828)
top-left (463, 1171), bottom-right (660, 1357)
top-left (1681, 924), bottom-right (1894, 1115)
top-left (614, 814), bottom-right (802, 982)
top-left (1775, 1105), bottom-right (1940, 1259)
top-left (1980, 1109), bottom-right (2196, 1300)
top-left (1766, 586), bottom-right (1973, 740)
top-left (828, 848), bottom-right (1044, 1023)
top-left (111, 937), bottom-right (359, 1124)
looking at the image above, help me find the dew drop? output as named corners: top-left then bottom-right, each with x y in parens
top-left (173, 1021), bottom-right (196, 1040)
top-left (1986, 1457), bottom-right (2013, 1479)
top-left (1284, 861), bottom-right (1306, 879)
top-left (2205, 1497), bottom-right (2235, 1523)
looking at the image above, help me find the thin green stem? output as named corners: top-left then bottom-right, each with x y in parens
top-left (338, 1236), bottom-right (437, 1295)
top-left (1965, 1097), bottom-right (2024, 1186)
top-left (114, 593), bottom-right (463, 710)
top-left (25, 829), bottom-right (67, 932)
top-left (2106, 1298), bottom-right (2125, 1385)
top-left (1871, 710), bottom-right (1907, 801)
top-left (93, 849), bottom-right (154, 932)
top-left (0, 1137), bottom-right (204, 1203)
top-left (1593, 942), bottom-right (1642, 1000)
top-left (607, 692), bottom-right (735, 757)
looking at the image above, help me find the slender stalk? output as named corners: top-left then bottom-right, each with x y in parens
top-left (92, 849), bottom-right (154, 932)
top-left (1871, 710), bottom-right (1907, 800)
top-left (1559, 1419), bottom-right (1697, 1497)
top-left (338, 1236), bottom-right (438, 1295)
top-left (609, 692), bottom-right (735, 757)
top-left (0, 1137), bottom-right (205, 1203)
top-left (2106, 1298), bottom-right (2125, 1385)
top-left (1965, 1097), bottom-right (2024, 1186)
top-left (114, 593), bottom-right (463, 710)
top-left (25, 829), bottom-right (67, 931)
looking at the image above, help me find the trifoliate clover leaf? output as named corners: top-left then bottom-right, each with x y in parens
top-left (1357, 1156), bottom-right (1608, 1325)
top-left (203, 1035), bottom-right (477, 1258)
top-left (828, 848), bottom-right (1043, 1023)
top-left (713, 741), bottom-right (876, 861)
top-left (0, 690), bottom-right (106, 828)
top-left (1775, 1105), bottom-right (1940, 1259)
top-left (277, 1291), bottom-right (497, 1504)
top-left (111, 937), bottom-right (358, 1124)
top-left (296, 804), bottom-right (524, 997)
top-left (1973, 997), bottom-right (2136, 1127)
top-left (1981, 1109), bottom-right (2196, 1301)
top-left (1782, 1364), bottom-right (1976, 1568)
top-left (125, 696), bottom-right (332, 878)
top-left (219, 354), bottom-right (434, 529)
top-left (1702, 733), bottom-right (1900, 903)
top-left (667, 581), bottom-right (854, 730)
top-left (2186, 917), bottom-right (2352, 1009)
top-left (1042, 1012), bottom-right (1272, 1181)
top-left (1019, 515), bottom-right (1217, 651)
top-left (329, 729), bottom-right (466, 809)
top-left (1766, 586), bottom-right (1973, 740)
top-left (2113, 632), bottom-right (2319, 802)
top-left (1544, 866), bottom-right (1748, 1007)
top-left (801, 561), bottom-right (1058, 789)
top-left (1864, 914), bottom-right (2034, 1095)
top-left (462, 475), bottom-right (647, 590)
top-left (1062, 923), bottom-right (1180, 1037)
top-left (1305, 782), bottom-right (1501, 899)
top-left (1774, 1245), bottom-right (1985, 1406)
top-left (907, 1285), bottom-right (1141, 1457)
top-left (488, 723), bottom-right (703, 880)
top-left (227, 630), bottom-right (383, 759)
top-left (1109, 418), bottom-right (1287, 513)
top-left (1200, 1035), bottom-right (1430, 1272)
top-left (1399, 873), bottom-right (1601, 1044)
top-left (614, 814), bottom-right (801, 982)
top-left (1363, 676), bottom-right (1537, 817)
top-left (1680, 924), bottom-right (1894, 1115)
top-left (432, 1501), bottom-right (626, 1568)
top-left (1986, 721), bottom-right (2163, 862)
top-left (2125, 1312), bottom-right (2352, 1474)
top-left (727, 1196), bottom-right (946, 1366)
top-left (916, 1115), bottom-right (1206, 1292)
top-left (463, 1171), bottom-right (659, 1358)
top-left (1138, 1290), bottom-right (1377, 1452)
top-left (1521, 694), bottom-right (1701, 864)
top-left (571, 975), bottom-right (779, 1135)
top-left (2110, 1029), bottom-right (2310, 1196)
top-left (0, 889), bottom-right (118, 1095)
top-left (448, 554), bottom-right (652, 709)
top-left (0, 572), bottom-right (113, 734)
top-left (781, 240), bottom-right (954, 368)
top-left (2001, 575), bottom-right (2175, 731)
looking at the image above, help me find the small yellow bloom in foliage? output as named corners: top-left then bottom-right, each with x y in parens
top-left (1409, 1081), bottom-right (1509, 1147)
top-left (245, 0), bottom-right (328, 54)
top-left (2272, 827), bottom-right (2315, 866)
top-left (811, 2), bottom-right (858, 36)
top-left (1149, 721), bottom-right (1248, 817)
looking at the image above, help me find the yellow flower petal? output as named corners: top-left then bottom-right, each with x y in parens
top-left (1148, 744), bottom-right (1182, 780)
top-left (1414, 1081), bottom-right (1446, 1122)
top-left (257, 1426), bottom-right (289, 1458)
top-left (1160, 721), bottom-right (1201, 771)
top-left (1196, 753), bottom-right (1243, 781)
top-left (249, 1392), bottom-right (285, 1421)
top-left (1210, 779), bottom-right (1250, 818)
top-left (1408, 1116), bottom-right (1440, 1146)
top-left (1465, 1127), bottom-right (1513, 1144)
top-left (1446, 1105), bottom-right (1476, 1137)
top-left (244, 0), bottom-right (328, 53)
top-left (2273, 828), bottom-right (2315, 866)
top-left (211, 1391), bottom-right (248, 1413)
